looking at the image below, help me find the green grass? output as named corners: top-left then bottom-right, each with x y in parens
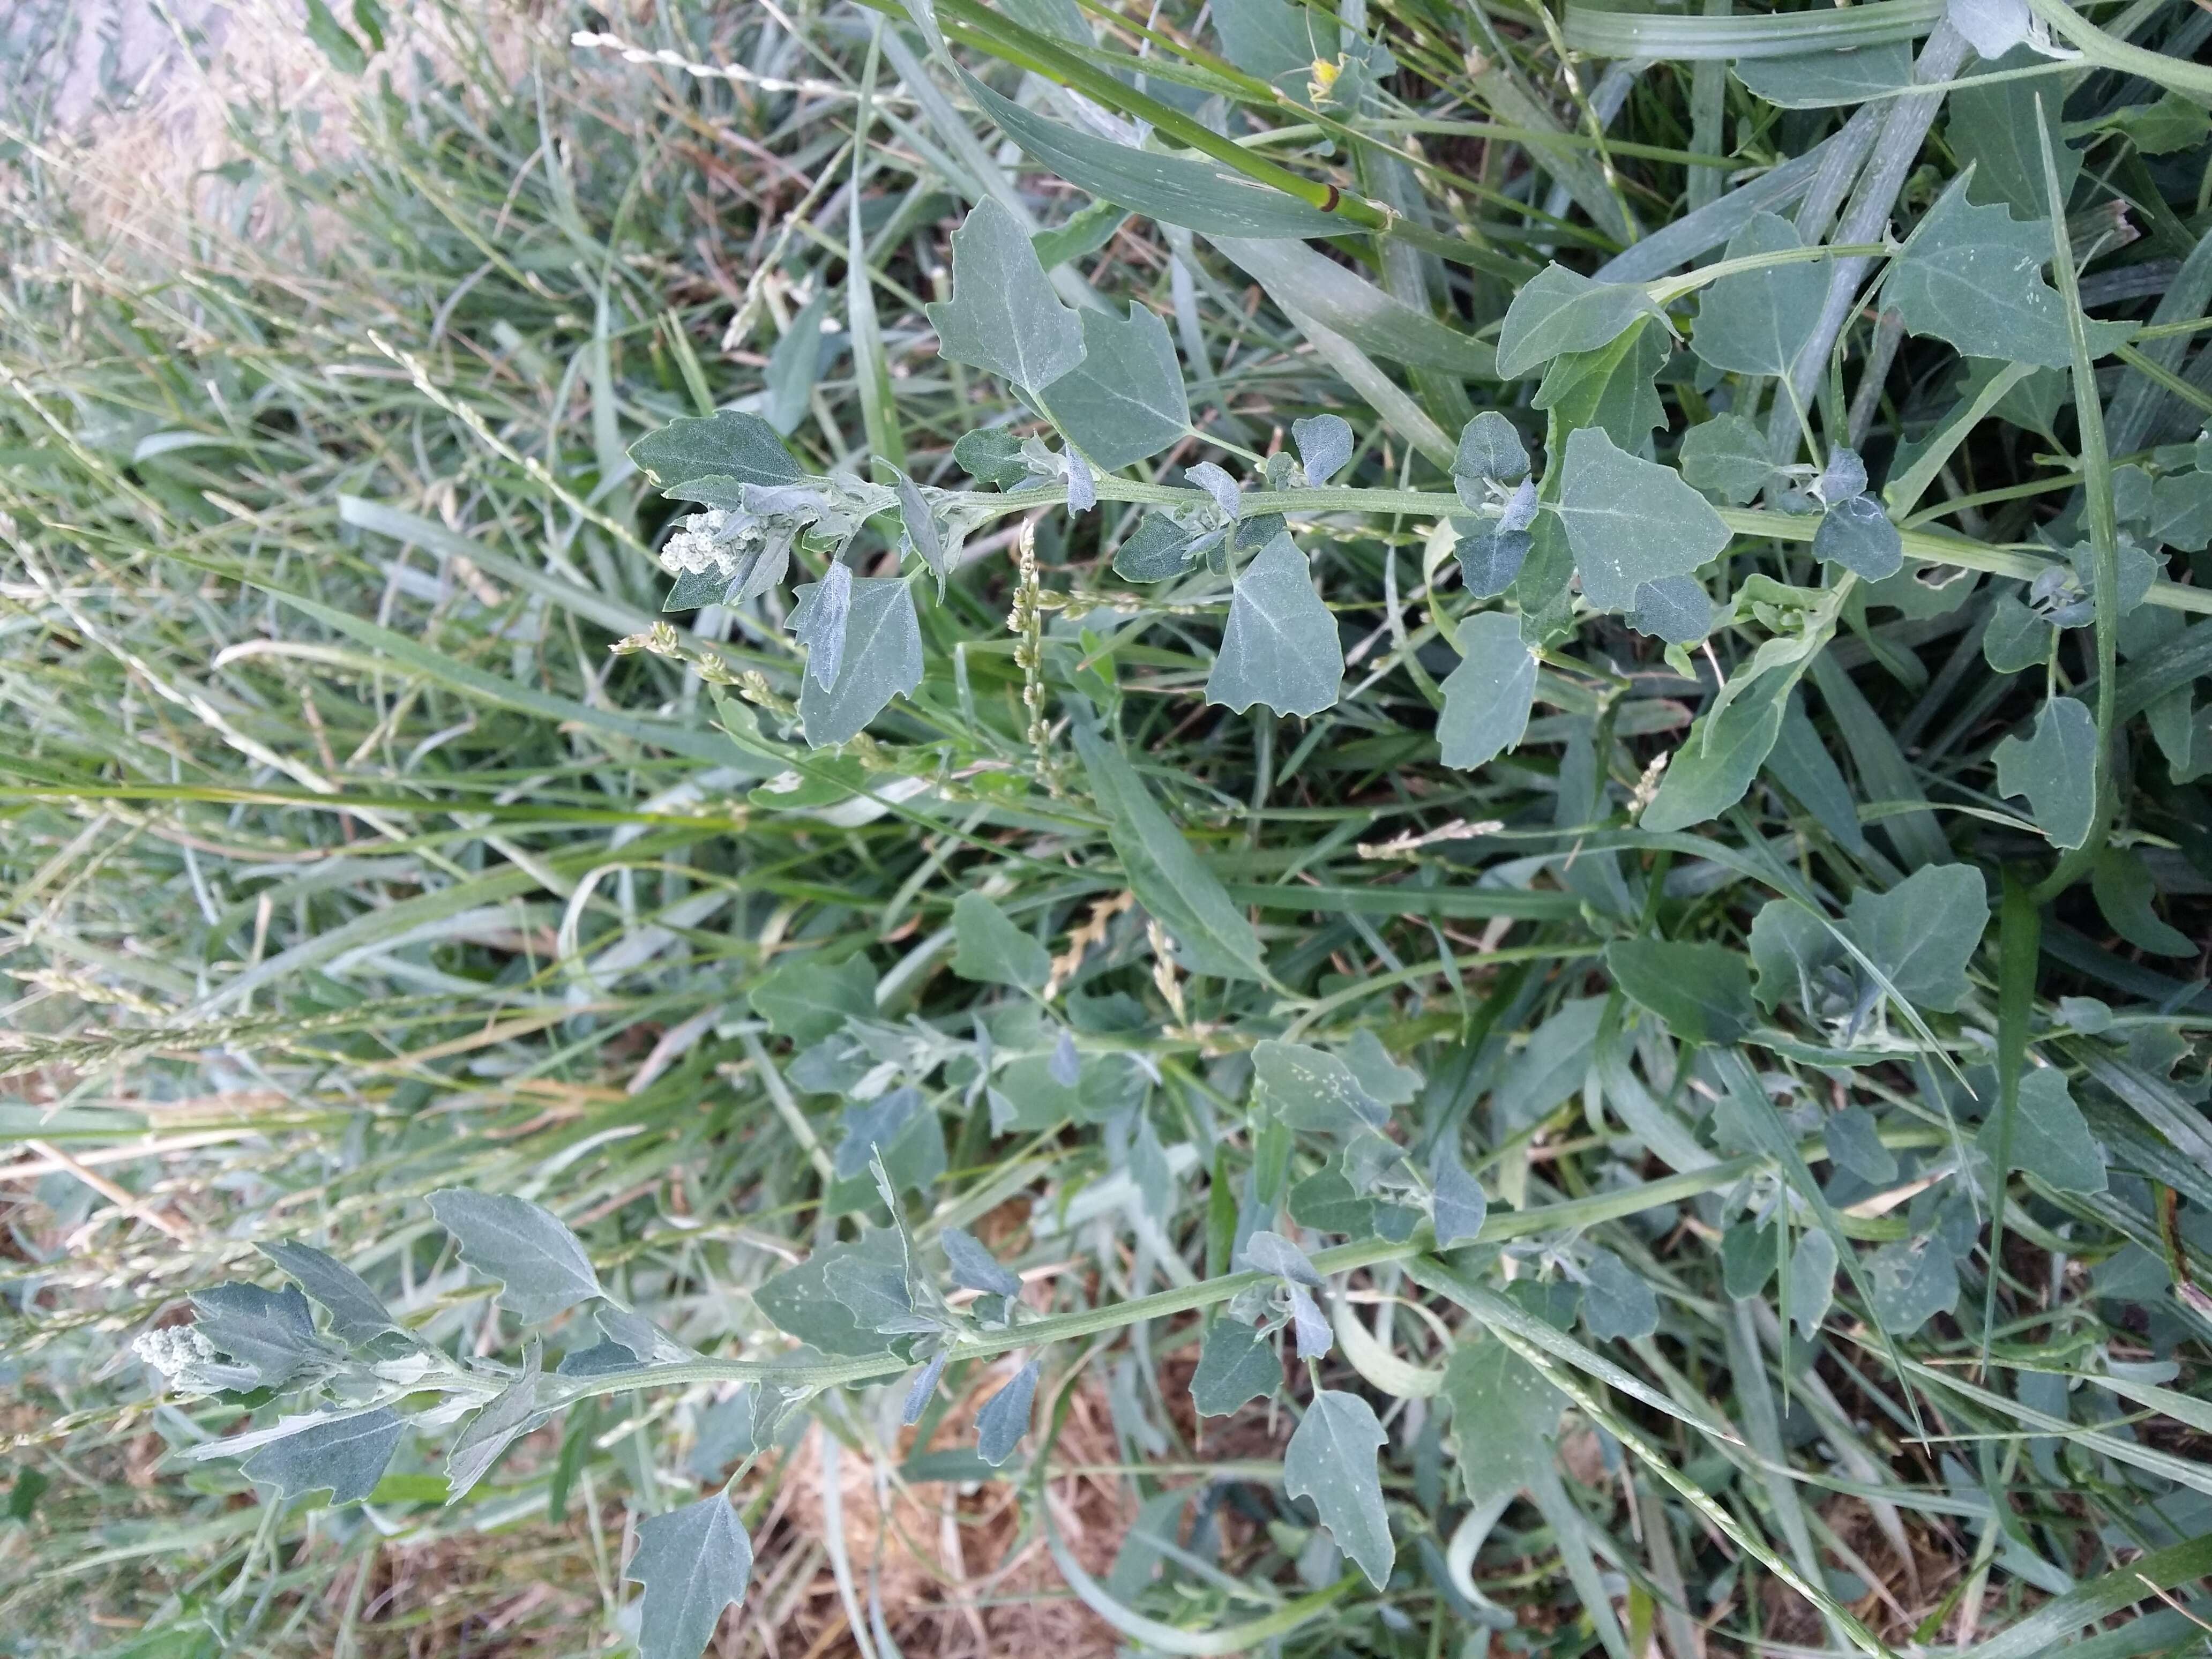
top-left (2, 1), bottom-right (2211, 1656)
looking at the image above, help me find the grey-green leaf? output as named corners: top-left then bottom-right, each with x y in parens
top-left (190, 1284), bottom-right (333, 1389)
top-left (259, 1242), bottom-right (396, 1346)
top-left (1994, 694), bottom-right (2097, 850)
top-left (1733, 43), bottom-right (1912, 108)
top-left (943, 1226), bottom-right (1024, 1298)
top-left (1844, 864), bottom-right (1990, 1013)
top-left (1582, 1248), bottom-right (1658, 1342)
top-left (1555, 425), bottom-right (1731, 611)
top-left (1071, 719), bottom-right (1266, 982)
top-left (239, 1409), bottom-right (402, 1505)
top-left (626, 1494), bottom-right (754, 1659)
top-left (1430, 1149), bottom-right (1489, 1247)
top-left (1453, 410), bottom-right (1530, 504)
top-left (1813, 494), bottom-right (1904, 580)
top-left (976, 1360), bottom-right (1040, 1466)
top-left (1437, 610), bottom-right (1536, 770)
top-left (1788, 1230), bottom-right (1838, 1337)
top-left (2090, 847), bottom-right (2194, 956)
top-left (1294, 414), bottom-right (1353, 485)
top-left (1255, 1040), bottom-right (1388, 1135)
top-left (1679, 413), bottom-right (1774, 505)
top-left (924, 198), bottom-right (1086, 393)
top-left (788, 576), bottom-right (924, 748)
top-left (892, 467), bottom-right (948, 596)
top-left (1040, 303), bottom-right (1190, 469)
top-left (1983, 592), bottom-right (2053, 673)
top-left (1238, 1229), bottom-right (1325, 1288)
top-left (1343, 1030), bottom-right (1420, 1107)
top-left (1982, 1067), bottom-right (2106, 1193)
top-left (1284, 1390), bottom-right (1394, 1589)
top-left (1641, 670), bottom-right (1789, 833)
top-left (1889, 180), bottom-right (2129, 371)
top-left (1605, 938), bottom-right (1755, 1045)
top-left (1690, 212), bottom-right (1826, 377)
top-left (629, 411), bottom-right (801, 493)
top-left (1497, 264), bottom-right (1663, 380)
top-left (750, 953), bottom-right (875, 1043)
top-left (1865, 1236), bottom-right (1959, 1335)
top-left (951, 893), bottom-right (1051, 989)
top-left (427, 1190), bottom-right (602, 1324)
top-left (754, 1231), bottom-right (908, 1357)
top-left (1192, 1318), bottom-right (1281, 1415)
top-left (1629, 574), bottom-right (1715, 644)
top-left (1454, 526), bottom-right (1532, 597)
top-left (1207, 532), bottom-right (1342, 717)
top-left (1443, 1337), bottom-right (1560, 1499)
top-left (445, 1350), bottom-right (544, 1503)
top-left (796, 560), bottom-right (853, 690)
top-left (1824, 1105), bottom-right (1899, 1185)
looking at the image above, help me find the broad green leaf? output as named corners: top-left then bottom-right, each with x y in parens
top-left (787, 576), bottom-right (923, 748)
top-left (951, 893), bottom-right (1051, 989)
top-left (1824, 1105), bottom-right (1899, 1184)
top-left (626, 1494), bottom-right (753, 1659)
top-left (753, 1231), bottom-right (907, 1356)
top-left (1207, 532), bottom-right (1342, 717)
top-left (2105, 89), bottom-right (2212, 155)
top-left (1453, 410), bottom-right (1530, 502)
top-left (1721, 1219), bottom-right (1776, 1299)
top-left (1437, 610), bottom-right (1536, 770)
top-left (1952, 48), bottom-right (2080, 219)
top-left (1430, 1149), bottom-right (1488, 1247)
top-left (1888, 181), bottom-right (2129, 371)
top-left (1555, 426), bottom-right (1731, 612)
top-left (1788, 1230), bottom-right (1839, 1336)
top-left (1864, 1236), bottom-right (1959, 1335)
top-left (239, 1409), bottom-right (402, 1504)
top-left (1496, 264), bottom-right (1663, 380)
top-left (1641, 670), bottom-right (1789, 833)
top-left (1690, 213), bottom-right (1826, 377)
top-left (2148, 469), bottom-right (2212, 552)
top-left (1441, 1337), bottom-right (1560, 1499)
top-left (1342, 1030), bottom-right (1419, 1107)
top-left (750, 953), bottom-right (875, 1042)
top-left (1604, 939), bottom-right (1755, 1045)
top-left (2089, 847), bottom-right (2193, 956)
top-left (1192, 1318), bottom-right (1280, 1415)
top-left (924, 198), bottom-right (1086, 394)
top-left (1293, 414), bottom-right (1354, 485)
top-left (1041, 303), bottom-right (1190, 469)
top-left (629, 411), bottom-right (799, 492)
top-left (943, 1227), bottom-right (1023, 1297)
top-left (1733, 43), bottom-right (1911, 107)
top-left (190, 1284), bottom-right (333, 1389)
top-left (1628, 574), bottom-right (1714, 644)
top-left (445, 1350), bottom-right (544, 1502)
top-left (1993, 694), bottom-right (2097, 849)
top-left (1843, 864), bottom-right (1990, 1012)
top-left (427, 1190), bottom-right (602, 1324)
top-left (1766, 691), bottom-right (1867, 852)
top-left (1533, 319), bottom-right (1667, 455)
top-left (976, 1359), bottom-right (1040, 1465)
top-left (1071, 719), bottom-right (1267, 981)
top-left (1255, 1040), bottom-right (1388, 1135)
top-left (961, 70), bottom-right (1342, 238)
top-left (1983, 593), bottom-right (2054, 672)
top-left (1214, 0), bottom-right (1336, 81)
top-left (1496, 998), bottom-right (1604, 1131)
top-left (1812, 495), bottom-right (1903, 580)
top-left (258, 1242), bottom-right (396, 1346)
top-left (1283, 1390), bottom-right (1394, 1589)
top-left (1982, 1067), bottom-right (2106, 1193)
top-left (1679, 413), bottom-right (1774, 505)
top-left (1582, 1248), bottom-right (1659, 1342)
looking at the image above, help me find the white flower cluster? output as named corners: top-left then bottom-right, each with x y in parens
top-left (133, 1325), bottom-right (251, 1396)
top-left (659, 509), bottom-right (738, 578)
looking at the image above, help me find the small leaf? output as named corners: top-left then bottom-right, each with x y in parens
top-left (1533, 320), bottom-right (1667, 454)
top-left (1041, 303), bottom-right (1190, 468)
top-left (630, 411), bottom-right (801, 493)
top-left (259, 1242), bottom-right (396, 1346)
top-left (1430, 1149), bottom-right (1489, 1248)
top-left (1628, 574), bottom-right (1714, 644)
top-left (1993, 694), bottom-right (2098, 849)
top-left (951, 893), bottom-right (1051, 989)
top-left (1983, 593), bottom-right (2054, 672)
top-left (924, 198), bottom-right (1085, 394)
top-left (1437, 610), bottom-right (1536, 770)
top-left (1824, 1105), bottom-right (1899, 1185)
top-left (1582, 1248), bottom-right (1658, 1342)
top-left (190, 1284), bottom-right (333, 1390)
top-left (1342, 1031), bottom-right (1419, 1108)
top-left (787, 577), bottom-right (924, 748)
top-left (753, 1231), bottom-right (908, 1357)
top-left (1982, 1068), bottom-right (2106, 1193)
top-left (1889, 180), bottom-right (2129, 371)
top-left (1254, 1040), bottom-right (1388, 1135)
top-left (1721, 1220), bottom-right (1776, 1299)
top-left (2089, 848), bottom-right (2194, 956)
top-left (1604, 938), bottom-right (1755, 1045)
top-left (1208, 533), bottom-right (1341, 717)
top-left (626, 1494), bottom-right (754, 1659)
top-left (1030, 196), bottom-right (1129, 267)
top-left (688, 1388), bottom-right (763, 1478)
top-left (1788, 1231), bottom-right (1839, 1337)
top-left (750, 953), bottom-right (875, 1042)
top-left (1288, 1284), bottom-right (1332, 1359)
top-left (427, 1191), bottom-right (602, 1324)
top-left (832, 1087), bottom-right (929, 1181)
top-left (976, 1360), bottom-right (1040, 1466)
top-left (1238, 1229), bottom-right (1325, 1288)
top-left (1186, 461), bottom-right (1243, 521)
top-left (1454, 526), bottom-right (1532, 597)
top-left (1812, 494), bottom-right (1904, 580)
top-left (902, 1352), bottom-right (951, 1425)
top-left (445, 1349), bottom-right (545, 1503)
top-left (1192, 1318), bottom-right (1280, 1415)
top-left (1293, 414), bottom-right (1354, 485)
top-left (892, 467), bottom-right (948, 596)
top-left (239, 1409), bottom-right (402, 1504)
top-left (1864, 1236), bottom-right (1959, 1335)
top-left (1113, 513), bottom-right (1200, 582)
top-left (954, 427), bottom-right (1029, 489)
top-left (1554, 425), bottom-right (1731, 612)
top-left (1641, 670), bottom-right (1789, 833)
top-left (1690, 213), bottom-right (1826, 377)
top-left (1947, 0), bottom-right (2031, 59)
top-left (796, 561), bottom-right (853, 690)
top-left (1453, 410), bottom-right (1530, 505)
top-left (942, 1227), bottom-right (1024, 1297)
top-left (1844, 864), bottom-right (1990, 1013)
top-left (1283, 1391), bottom-right (1395, 1589)
top-left (1496, 264), bottom-right (1663, 380)
top-left (1679, 413), bottom-right (1774, 505)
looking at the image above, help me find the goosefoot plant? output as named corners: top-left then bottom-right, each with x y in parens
top-left (137, 0), bottom-right (2212, 1653)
